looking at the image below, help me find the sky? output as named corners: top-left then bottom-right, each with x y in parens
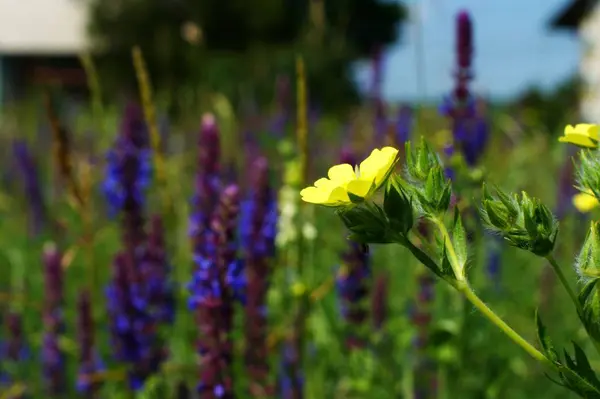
top-left (356, 0), bottom-right (582, 102)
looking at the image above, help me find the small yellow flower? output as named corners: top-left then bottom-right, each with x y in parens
top-left (559, 124), bottom-right (599, 148)
top-left (300, 147), bottom-right (399, 206)
top-left (291, 282), bottom-right (307, 297)
top-left (573, 190), bottom-right (600, 213)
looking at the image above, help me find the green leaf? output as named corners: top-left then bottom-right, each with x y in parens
top-left (451, 208), bottom-right (468, 268)
top-left (384, 181), bottom-right (414, 234)
top-left (535, 310), bottom-right (558, 363)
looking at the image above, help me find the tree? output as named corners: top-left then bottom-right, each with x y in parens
top-left (87, 0), bottom-right (406, 113)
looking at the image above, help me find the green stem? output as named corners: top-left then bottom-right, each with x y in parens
top-left (430, 217), bottom-right (554, 369)
top-left (431, 217), bottom-right (464, 281)
top-left (458, 282), bottom-right (554, 368)
top-left (546, 254), bottom-right (600, 357)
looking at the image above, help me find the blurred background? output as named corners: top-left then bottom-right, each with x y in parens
top-left (0, 0), bottom-right (596, 398)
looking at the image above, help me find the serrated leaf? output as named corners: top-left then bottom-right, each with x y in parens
top-left (535, 310), bottom-right (559, 363)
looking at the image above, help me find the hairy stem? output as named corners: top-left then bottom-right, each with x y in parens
top-left (546, 254), bottom-right (600, 357)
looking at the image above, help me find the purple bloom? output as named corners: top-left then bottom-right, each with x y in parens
top-left (336, 148), bottom-right (372, 349)
top-left (13, 139), bottom-right (47, 235)
top-left (76, 289), bottom-right (104, 394)
top-left (395, 105), bottom-right (413, 145)
top-left (278, 338), bottom-right (304, 399)
top-left (189, 185), bottom-right (243, 397)
top-left (103, 103), bottom-right (168, 390)
top-left (441, 10), bottom-right (488, 169)
top-left (241, 157), bottom-right (278, 395)
top-left (1, 311), bottom-right (29, 389)
top-left (102, 103), bottom-right (152, 221)
top-left (41, 243), bottom-right (65, 395)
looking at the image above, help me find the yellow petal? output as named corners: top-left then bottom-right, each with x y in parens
top-left (359, 149), bottom-right (384, 179)
top-left (300, 186), bottom-right (329, 204)
top-left (327, 163), bottom-right (356, 183)
top-left (573, 193), bottom-right (600, 213)
top-left (570, 124), bottom-right (599, 140)
top-left (314, 178), bottom-right (333, 188)
top-left (323, 186), bottom-right (351, 205)
top-left (558, 135), bottom-right (597, 148)
top-left (373, 147), bottom-right (399, 185)
top-left (347, 178), bottom-right (373, 198)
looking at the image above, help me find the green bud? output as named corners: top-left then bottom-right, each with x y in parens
top-left (576, 222), bottom-right (600, 283)
top-left (405, 138), bottom-right (442, 182)
top-left (384, 179), bottom-right (414, 235)
top-left (480, 187), bottom-right (558, 257)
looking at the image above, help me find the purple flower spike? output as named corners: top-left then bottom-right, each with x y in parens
top-left (335, 148), bottom-right (372, 350)
top-left (189, 184), bottom-right (243, 398)
top-left (41, 243), bottom-right (65, 395)
top-left (241, 157), bottom-right (278, 396)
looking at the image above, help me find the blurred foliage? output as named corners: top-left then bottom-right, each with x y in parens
top-left (510, 74), bottom-right (580, 136)
top-left (87, 0), bottom-right (406, 114)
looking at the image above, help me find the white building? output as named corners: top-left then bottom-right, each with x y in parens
top-left (551, 0), bottom-right (600, 122)
top-left (0, 0), bottom-right (90, 102)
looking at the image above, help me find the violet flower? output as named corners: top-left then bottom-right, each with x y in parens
top-left (41, 243), bottom-right (65, 395)
top-left (13, 139), bottom-right (47, 235)
top-left (336, 148), bottom-right (372, 349)
top-left (241, 157), bottom-right (278, 395)
top-left (189, 113), bottom-right (221, 258)
top-left (1, 311), bottom-right (29, 388)
top-left (395, 105), bottom-right (413, 146)
top-left (188, 185), bottom-right (244, 397)
top-left (440, 10), bottom-right (489, 169)
top-left (371, 273), bottom-right (389, 331)
top-left (103, 103), bottom-right (166, 390)
top-left (278, 336), bottom-right (304, 399)
top-left (76, 289), bottom-right (103, 395)
top-left (102, 103), bottom-right (152, 224)
top-left (143, 215), bottom-right (175, 325)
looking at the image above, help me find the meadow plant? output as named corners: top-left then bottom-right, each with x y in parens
top-left (240, 156), bottom-right (278, 395)
top-left (1, 311), bottom-right (28, 387)
top-left (300, 132), bottom-right (600, 398)
top-left (103, 103), bottom-right (166, 390)
top-left (188, 184), bottom-right (244, 397)
top-left (336, 148), bottom-right (372, 350)
top-left (440, 10), bottom-right (488, 169)
top-left (76, 289), bottom-right (103, 395)
top-left (12, 140), bottom-right (46, 235)
top-left (41, 243), bottom-right (65, 395)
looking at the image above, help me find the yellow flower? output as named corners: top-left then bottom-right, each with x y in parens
top-left (300, 146), bottom-right (399, 206)
top-left (559, 124), bottom-right (599, 148)
top-left (573, 190), bottom-right (600, 213)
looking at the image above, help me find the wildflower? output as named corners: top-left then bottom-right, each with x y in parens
top-left (300, 146), bottom-right (399, 206)
top-left (13, 140), bottom-right (47, 235)
top-left (1, 311), bottom-right (29, 387)
top-left (395, 105), bottom-right (413, 146)
top-left (76, 289), bottom-right (103, 394)
top-left (559, 124), bottom-right (599, 148)
top-left (103, 103), bottom-right (167, 390)
top-left (241, 157), bottom-right (278, 395)
top-left (41, 243), bottom-right (65, 395)
top-left (143, 215), bottom-right (175, 324)
top-left (106, 253), bottom-right (163, 390)
top-left (279, 336), bottom-right (304, 399)
top-left (103, 102), bottom-right (152, 227)
top-left (440, 11), bottom-right (489, 168)
top-left (189, 185), bottom-right (243, 397)
top-left (573, 190), bottom-right (599, 213)
top-left (371, 273), bottom-right (389, 330)
top-left (189, 113), bottom-right (221, 255)
top-left (335, 148), bottom-right (373, 349)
